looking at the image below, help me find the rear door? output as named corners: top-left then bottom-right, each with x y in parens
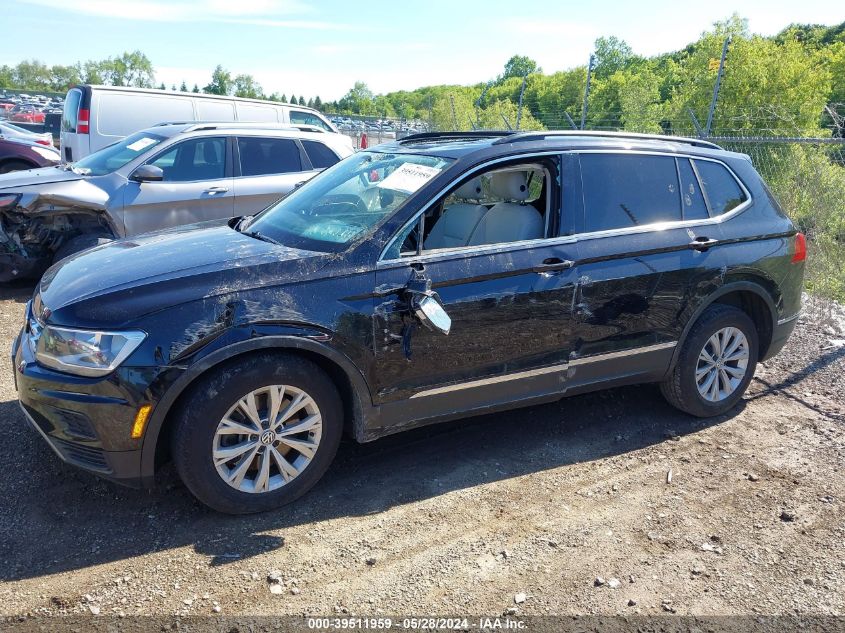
top-left (232, 136), bottom-right (315, 215)
top-left (570, 151), bottom-right (731, 376)
top-left (121, 136), bottom-right (234, 236)
top-left (60, 87), bottom-right (86, 163)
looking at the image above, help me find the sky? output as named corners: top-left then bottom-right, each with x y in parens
top-left (3, 0), bottom-right (843, 101)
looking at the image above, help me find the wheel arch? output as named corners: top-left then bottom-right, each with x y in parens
top-left (0, 157), bottom-right (38, 172)
top-left (139, 336), bottom-right (374, 483)
top-left (669, 280), bottom-right (777, 374)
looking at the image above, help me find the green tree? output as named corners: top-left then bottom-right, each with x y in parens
top-left (592, 36), bottom-right (635, 79)
top-left (289, 93), bottom-right (297, 104)
top-left (0, 65), bottom-right (13, 89)
top-left (233, 74), bottom-right (263, 98)
top-left (313, 95), bottom-right (322, 110)
top-left (204, 65), bottom-right (232, 95)
top-left (49, 65), bottom-right (81, 91)
top-left (337, 81), bottom-right (374, 113)
top-left (179, 80), bottom-right (187, 92)
top-left (103, 51), bottom-right (155, 88)
top-left (158, 82), bottom-right (166, 90)
top-left (298, 95), bottom-right (306, 105)
top-left (191, 84), bottom-right (200, 93)
top-left (498, 55), bottom-right (541, 83)
top-left (13, 60), bottom-right (52, 91)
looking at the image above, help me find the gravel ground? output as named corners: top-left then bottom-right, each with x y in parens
top-left (0, 285), bottom-right (843, 620)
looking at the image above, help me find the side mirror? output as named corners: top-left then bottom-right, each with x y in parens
top-left (131, 164), bottom-right (164, 182)
top-left (411, 292), bottom-right (451, 335)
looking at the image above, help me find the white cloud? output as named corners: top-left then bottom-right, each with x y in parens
top-left (13, 0), bottom-right (348, 29)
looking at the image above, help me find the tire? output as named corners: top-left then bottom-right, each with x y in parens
top-left (52, 233), bottom-right (113, 264)
top-left (0, 160), bottom-right (36, 174)
top-left (171, 353), bottom-right (343, 514)
top-left (660, 304), bottom-right (759, 417)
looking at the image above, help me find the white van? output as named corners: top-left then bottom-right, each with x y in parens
top-left (61, 85), bottom-right (341, 162)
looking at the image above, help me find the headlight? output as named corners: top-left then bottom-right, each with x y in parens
top-left (35, 326), bottom-right (146, 377)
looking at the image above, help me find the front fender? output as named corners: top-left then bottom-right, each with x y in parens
top-left (138, 331), bottom-right (375, 483)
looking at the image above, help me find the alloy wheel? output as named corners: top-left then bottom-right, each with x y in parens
top-left (695, 326), bottom-right (750, 402)
top-left (212, 385), bottom-right (322, 493)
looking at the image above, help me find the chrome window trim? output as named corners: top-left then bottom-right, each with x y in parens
top-left (378, 149), bottom-right (752, 265)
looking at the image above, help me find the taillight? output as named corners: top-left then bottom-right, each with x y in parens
top-left (791, 232), bottom-right (807, 263)
top-left (36, 139), bottom-right (51, 146)
top-left (77, 108), bottom-right (89, 134)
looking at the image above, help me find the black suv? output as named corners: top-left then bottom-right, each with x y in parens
top-left (13, 131), bottom-right (805, 514)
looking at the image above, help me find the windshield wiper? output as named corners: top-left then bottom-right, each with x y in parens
top-left (242, 229), bottom-right (282, 246)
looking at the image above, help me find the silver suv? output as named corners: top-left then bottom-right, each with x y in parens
top-left (0, 122), bottom-right (354, 282)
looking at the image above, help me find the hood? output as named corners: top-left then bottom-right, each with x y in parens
top-left (38, 223), bottom-right (329, 328)
top-left (0, 166), bottom-right (83, 190)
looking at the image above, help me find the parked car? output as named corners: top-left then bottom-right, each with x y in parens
top-left (13, 130), bottom-right (804, 514)
top-left (0, 121), bottom-right (54, 146)
top-left (0, 122), bottom-right (353, 281)
top-left (9, 105), bottom-right (46, 124)
top-left (0, 136), bottom-right (60, 174)
top-left (61, 84), bottom-right (344, 162)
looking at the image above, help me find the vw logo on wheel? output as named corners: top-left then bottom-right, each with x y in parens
top-left (260, 430), bottom-right (277, 445)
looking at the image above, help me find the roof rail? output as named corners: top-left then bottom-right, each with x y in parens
top-left (152, 121), bottom-right (327, 134)
top-left (398, 130), bottom-right (515, 143)
top-left (491, 130), bottom-right (723, 150)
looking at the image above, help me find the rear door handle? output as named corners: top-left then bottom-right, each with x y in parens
top-left (204, 187), bottom-right (229, 195)
top-left (533, 257), bottom-right (574, 273)
top-left (689, 237), bottom-right (719, 251)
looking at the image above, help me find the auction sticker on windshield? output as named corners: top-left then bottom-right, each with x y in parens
top-left (126, 137), bottom-right (159, 152)
top-left (378, 163), bottom-right (442, 194)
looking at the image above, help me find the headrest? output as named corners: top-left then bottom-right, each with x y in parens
top-left (489, 171), bottom-right (529, 201)
top-left (453, 177), bottom-right (483, 200)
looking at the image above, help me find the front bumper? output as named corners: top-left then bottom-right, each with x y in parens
top-left (13, 322), bottom-right (161, 488)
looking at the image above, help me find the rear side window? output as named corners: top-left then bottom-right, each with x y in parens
top-left (238, 137), bottom-right (301, 176)
top-left (302, 140), bottom-right (340, 169)
top-left (62, 89), bottom-right (81, 133)
top-left (694, 160), bottom-right (747, 215)
top-left (289, 110), bottom-right (333, 132)
top-left (677, 158), bottom-right (709, 220)
top-left (580, 153), bottom-right (681, 232)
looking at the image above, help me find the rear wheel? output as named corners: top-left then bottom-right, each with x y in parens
top-left (661, 304), bottom-right (758, 417)
top-left (171, 353), bottom-right (343, 514)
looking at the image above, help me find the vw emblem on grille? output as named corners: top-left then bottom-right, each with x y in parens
top-left (260, 430), bottom-right (276, 445)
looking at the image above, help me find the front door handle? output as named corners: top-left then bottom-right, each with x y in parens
top-left (204, 186), bottom-right (229, 195)
top-left (689, 236), bottom-right (719, 251)
top-left (533, 257), bottom-right (574, 273)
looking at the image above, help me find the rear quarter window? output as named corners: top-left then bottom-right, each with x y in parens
top-left (694, 160), bottom-right (747, 215)
top-left (580, 153), bottom-right (682, 232)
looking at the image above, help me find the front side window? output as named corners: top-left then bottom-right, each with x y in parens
top-left (148, 137), bottom-right (226, 182)
top-left (290, 110), bottom-right (333, 132)
top-left (238, 137), bottom-right (301, 176)
top-left (385, 160), bottom-right (554, 260)
top-left (581, 153), bottom-right (681, 232)
top-left (72, 131), bottom-right (166, 176)
top-left (244, 151), bottom-right (453, 252)
top-left (694, 160), bottom-right (747, 215)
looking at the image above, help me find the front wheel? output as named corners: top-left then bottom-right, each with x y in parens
top-left (171, 353), bottom-right (343, 514)
top-left (660, 304), bottom-right (758, 417)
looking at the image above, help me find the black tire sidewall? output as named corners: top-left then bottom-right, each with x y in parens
top-left (0, 160), bottom-right (35, 174)
top-left (677, 306), bottom-right (758, 417)
top-left (172, 354), bottom-right (343, 514)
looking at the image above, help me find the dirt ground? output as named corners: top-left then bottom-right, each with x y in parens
top-left (0, 283), bottom-right (843, 620)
